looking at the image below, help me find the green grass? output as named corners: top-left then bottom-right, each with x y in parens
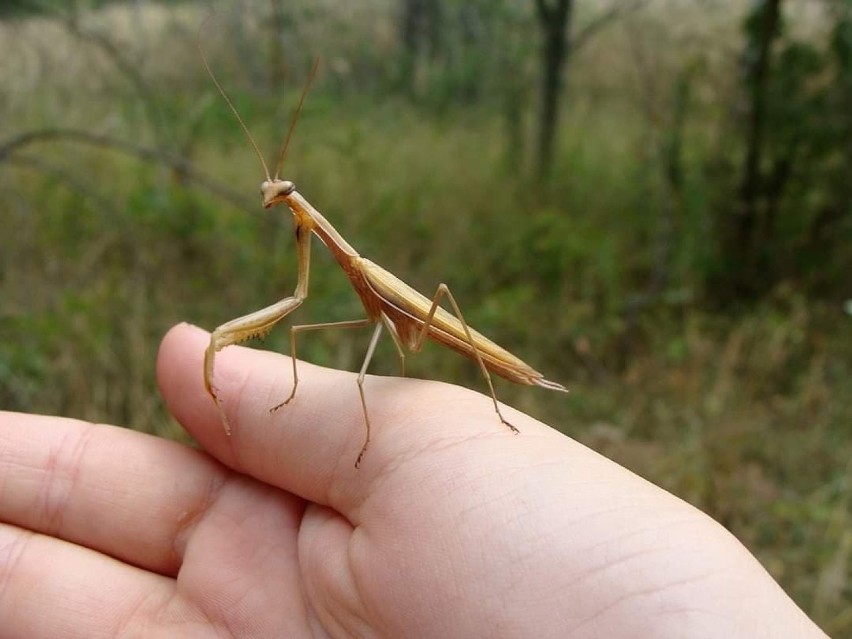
top-left (0, 2), bottom-right (850, 633)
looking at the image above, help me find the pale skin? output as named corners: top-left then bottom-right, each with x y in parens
top-left (0, 324), bottom-right (827, 638)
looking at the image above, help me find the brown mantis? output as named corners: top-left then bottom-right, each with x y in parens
top-left (200, 51), bottom-right (567, 467)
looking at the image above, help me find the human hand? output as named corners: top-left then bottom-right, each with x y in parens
top-left (0, 323), bottom-right (826, 638)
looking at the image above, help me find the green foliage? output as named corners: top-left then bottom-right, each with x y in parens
top-left (710, 0), bottom-right (852, 298)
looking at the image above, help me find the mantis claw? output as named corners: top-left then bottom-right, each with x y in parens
top-left (501, 419), bottom-right (520, 434)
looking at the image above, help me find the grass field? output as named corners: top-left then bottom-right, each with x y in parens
top-left (1, 1), bottom-right (850, 633)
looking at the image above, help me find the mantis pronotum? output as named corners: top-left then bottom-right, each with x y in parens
top-left (200, 47), bottom-right (567, 467)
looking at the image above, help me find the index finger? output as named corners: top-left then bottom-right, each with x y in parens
top-left (156, 323), bottom-right (562, 513)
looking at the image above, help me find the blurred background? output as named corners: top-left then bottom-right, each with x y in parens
top-left (1, 0), bottom-right (850, 631)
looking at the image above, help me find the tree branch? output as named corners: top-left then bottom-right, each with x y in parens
top-left (0, 128), bottom-right (252, 212)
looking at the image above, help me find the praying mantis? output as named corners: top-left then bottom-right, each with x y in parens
top-left (200, 51), bottom-right (567, 468)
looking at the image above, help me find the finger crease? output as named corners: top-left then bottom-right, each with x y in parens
top-left (0, 527), bottom-right (34, 603)
top-left (169, 469), bottom-right (229, 564)
top-left (39, 423), bottom-right (97, 537)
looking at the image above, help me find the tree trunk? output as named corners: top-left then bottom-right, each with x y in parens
top-left (534, 0), bottom-right (574, 180)
top-left (730, 0), bottom-right (782, 295)
top-left (398, 0), bottom-right (443, 95)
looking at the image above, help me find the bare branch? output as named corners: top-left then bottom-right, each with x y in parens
top-left (0, 128), bottom-right (252, 212)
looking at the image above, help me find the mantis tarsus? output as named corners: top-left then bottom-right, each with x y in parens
top-left (200, 50), bottom-right (567, 468)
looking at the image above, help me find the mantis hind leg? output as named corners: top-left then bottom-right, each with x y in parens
top-left (355, 322), bottom-right (385, 468)
top-left (381, 313), bottom-right (406, 377)
top-left (413, 283), bottom-right (519, 434)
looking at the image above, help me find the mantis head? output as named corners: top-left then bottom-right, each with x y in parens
top-left (261, 179), bottom-right (296, 208)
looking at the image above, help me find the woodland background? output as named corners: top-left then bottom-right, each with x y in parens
top-left (1, 0), bottom-right (850, 632)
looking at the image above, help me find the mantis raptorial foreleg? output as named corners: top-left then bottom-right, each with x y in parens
top-left (412, 283), bottom-right (520, 434)
top-left (204, 215), bottom-right (312, 432)
top-left (204, 295), bottom-right (303, 433)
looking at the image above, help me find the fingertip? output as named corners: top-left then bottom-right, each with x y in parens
top-left (158, 322), bottom-right (208, 361)
top-left (156, 321), bottom-right (207, 383)
top-left (156, 322), bottom-right (220, 436)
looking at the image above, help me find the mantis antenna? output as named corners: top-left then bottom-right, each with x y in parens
top-left (197, 13), bottom-right (272, 180)
top-left (197, 13), bottom-right (320, 182)
top-left (274, 57), bottom-right (320, 180)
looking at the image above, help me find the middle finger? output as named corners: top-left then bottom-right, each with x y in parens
top-left (0, 411), bottom-right (225, 575)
